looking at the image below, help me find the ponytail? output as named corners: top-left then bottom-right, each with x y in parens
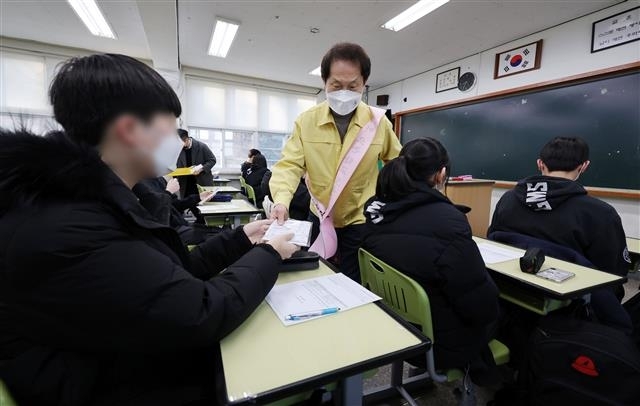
top-left (376, 156), bottom-right (416, 200)
top-left (376, 137), bottom-right (450, 201)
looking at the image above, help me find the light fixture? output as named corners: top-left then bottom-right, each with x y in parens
top-left (382, 0), bottom-right (449, 32)
top-left (208, 18), bottom-right (240, 58)
top-left (309, 66), bottom-right (321, 76)
top-left (67, 0), bottom-right (116, 39)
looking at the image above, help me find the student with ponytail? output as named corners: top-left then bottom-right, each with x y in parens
top-left (362, 137), bottom-right (501, 385)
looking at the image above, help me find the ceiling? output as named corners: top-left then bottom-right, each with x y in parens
top-left (0, 0), bottom-right (622, 90)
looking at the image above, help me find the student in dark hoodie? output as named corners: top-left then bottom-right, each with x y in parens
top-left (0, 54), bottom-right (298, 406)
top-left (132, 177), bottom-right (219, 244)
top-left (243, 153), bottom-right (269, 206)
top-left (362, 137), bottom-right (500, 385)
top-left (489, 137), bottom-right (630, 277)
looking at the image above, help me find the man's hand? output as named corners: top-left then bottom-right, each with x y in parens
top-left (266, 232), bottom-right (299, 260)
top-left (165, 178), bottom-right (180, 194)
top-left (270, 203), bottom-right (289, 225)
top-left (242, 219), bottom-right (273, 244)
top-left (199, 191), bottom-right (215, 203)
top-left (192, 164), bottom-right (204, 175)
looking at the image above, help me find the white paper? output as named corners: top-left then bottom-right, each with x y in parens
top-left (476, 243), bottom-right (522, 264)
top-left (263, 219), bottom-right (313, 247)
top-left (266, 273), bottom-right (381, 326)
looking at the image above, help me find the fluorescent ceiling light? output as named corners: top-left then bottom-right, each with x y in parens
top-left (382, 0), bottom-right (449, 32)
top-left (67, 0), bottom-right (116, 39)
top-left (208, 19), bottom-right (240, 58)
top-left (309, 66), bottom-right (321, 76)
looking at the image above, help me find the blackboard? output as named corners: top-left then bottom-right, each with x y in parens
top-left (400, 71), bottom-right (640, 190)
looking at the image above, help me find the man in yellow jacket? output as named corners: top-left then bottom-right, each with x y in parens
top-left (270, 43), bottom-right (401, 281)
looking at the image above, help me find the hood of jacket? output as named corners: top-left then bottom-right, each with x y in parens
top-left (0, 129), bottom-right (143, 217)
top-left (514, 175), bottom-right (587, 212)
top-left (364, 186), bottom-right (454, 225)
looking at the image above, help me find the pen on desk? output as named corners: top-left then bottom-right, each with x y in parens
top-left (286, 307), bottom-right (340, 320)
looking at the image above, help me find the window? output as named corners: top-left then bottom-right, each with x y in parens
top-left (0, 50), bottom-right (65, 132)
top-left (188, 128), bottom-right (288, 171)
top-left (185, 76), bottom-right (317, 171)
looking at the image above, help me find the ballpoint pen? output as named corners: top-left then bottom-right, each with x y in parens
top-left (286, 307), bottom-right (340, 321)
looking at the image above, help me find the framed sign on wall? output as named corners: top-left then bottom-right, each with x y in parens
top-left (435, 67), bottom-right (460, 93)
top-left (591, 6), bottom-right (640, 53)
top-left (494, 40), bottom-right (543, 79)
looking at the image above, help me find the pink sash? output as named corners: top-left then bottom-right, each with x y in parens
top-left (308, 106), bottom-right (386, 258)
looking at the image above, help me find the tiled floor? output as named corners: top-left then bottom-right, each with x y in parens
top-left (362, 275), bottom-right (639, 406)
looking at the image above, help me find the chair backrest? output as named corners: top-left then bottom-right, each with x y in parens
top-left (488, 231), bottom-right (594, 267)
top-left (245, 183), bottom-right (258, 206)
top-left (239, 176), bottom-right (247, 191)
top-left (0, 380), bottom-right (16, 406)
top-left (358, 249), bottom-right (435, 342)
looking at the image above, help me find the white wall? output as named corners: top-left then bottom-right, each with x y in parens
top-left (370, 2), bottom-right (640, 113)
top-left (369, 2), bottom-right (640, 238)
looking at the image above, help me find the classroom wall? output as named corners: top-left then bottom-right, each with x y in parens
top-left (369, 1), bottom-right (640, 238)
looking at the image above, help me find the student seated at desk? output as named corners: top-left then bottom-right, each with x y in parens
top-left (261, 171), bottom-right (311, 220)
top-left (362, 138), bottom-right (500, 385)
top-left (489, 137), bottom-right (631, 278)
top-left (240, 148), bottom-right (261, 177)
top-left (132, 177), bottom-right (219, 244)
top-left (0, 54), bottom-right (298, 406)
top-left (243, 153), bottom-right (269, 206)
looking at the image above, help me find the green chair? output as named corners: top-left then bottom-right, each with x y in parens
top-left (239, 176), bottom-right (248, 194)
top-left (358, 249), bottom-right (510, 405)
top-left (244, 183), bottom-right (258, 207)
top-left (0, 380), bottom-right (17, 406)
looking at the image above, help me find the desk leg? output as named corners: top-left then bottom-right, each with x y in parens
top-left (340, 373), bottom-right (363, 406)
top-left (233, 216), bottom-right (241, 229)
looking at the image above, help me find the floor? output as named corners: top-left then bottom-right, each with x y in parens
top-left (360, 274), bottom-right (640, 406)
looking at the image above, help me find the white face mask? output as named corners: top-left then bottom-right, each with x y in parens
top-left (326, 89), bottom-right (362, 116)
top-left (152, 134), bottom-right (183, 176)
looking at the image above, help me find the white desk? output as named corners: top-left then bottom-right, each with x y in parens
top-left (212, 177), bottom-right (231, 185)
top-left (202, 185), bottom-right (242, 195)
top-left (219, 262), bottom-right (429, 405)
top-left (627, 237), bottom-right (640, 256)
top-left (474, 237), bottom-right (626, 314)
top-left (198, 199), bottom-right (261, 228)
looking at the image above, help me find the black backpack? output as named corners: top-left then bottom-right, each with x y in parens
top-left (519, 314), bottom-right (640, 406)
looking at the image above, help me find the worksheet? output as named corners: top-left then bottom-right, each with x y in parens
top-left (263, 219), bottom-right (313, 247)
top-left (266, 273), bottom-right (381, 326)
top-left (476, 243), bottom-right (522, 264)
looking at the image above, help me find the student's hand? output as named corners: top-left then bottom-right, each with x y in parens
top-left (271, 204), bottom-right (289, 225)
top-left (266, 232), bottom-right (299, 260)
top-left (199, 191), bottom-right (215, 202)
top-left (242, 219), bottom-right (273, 244)
top-left (165, 178), bottom-right (180, 194)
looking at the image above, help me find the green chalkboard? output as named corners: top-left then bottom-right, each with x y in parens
top-left (400, 71), bottom-right (640, 190)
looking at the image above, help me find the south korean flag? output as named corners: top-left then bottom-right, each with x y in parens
top-left (496, 41), bottom-right (540, 78)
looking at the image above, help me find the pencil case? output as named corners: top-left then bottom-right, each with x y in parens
top-left (281, 251), bottom-right (320, 272)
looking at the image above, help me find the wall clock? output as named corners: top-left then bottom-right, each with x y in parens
top-left (458, 72), bottom-right (476, 92)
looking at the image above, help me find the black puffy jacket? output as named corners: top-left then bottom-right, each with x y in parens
top-left (362, 187), bottom-right (499, 371)
top-left (0, 130), bottom-right (281, 405)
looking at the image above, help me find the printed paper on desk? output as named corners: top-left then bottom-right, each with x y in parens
top-left (477, 243), bottom-right (522, 264)
top-left (266, 273), bottom-right (381, 326)
top-left (263, 219), bottom-right (313, 247)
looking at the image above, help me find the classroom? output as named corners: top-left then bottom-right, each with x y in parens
top-left (0, 1), bottom-right (639, 405)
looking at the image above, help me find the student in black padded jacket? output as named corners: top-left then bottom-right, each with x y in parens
top-left (0, 54), bottom-right (298, 406)
top-left (362, 137), bottom-right (500, 385)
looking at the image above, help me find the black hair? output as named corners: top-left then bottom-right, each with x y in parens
top-left (49, 54), bottom-right (182, 146)
top-left (252, 153), bottom-right (268, 169)
top-left (177, 129), bottom-right (189, 140)
top-left (321, 43), bottom-right (371, 83)
top-left (376, 137), bottom-right (450, 201)
top-left (249, 148), bottom-right (262, 157)
top-left (539, 137), bottom-right (589, 172)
